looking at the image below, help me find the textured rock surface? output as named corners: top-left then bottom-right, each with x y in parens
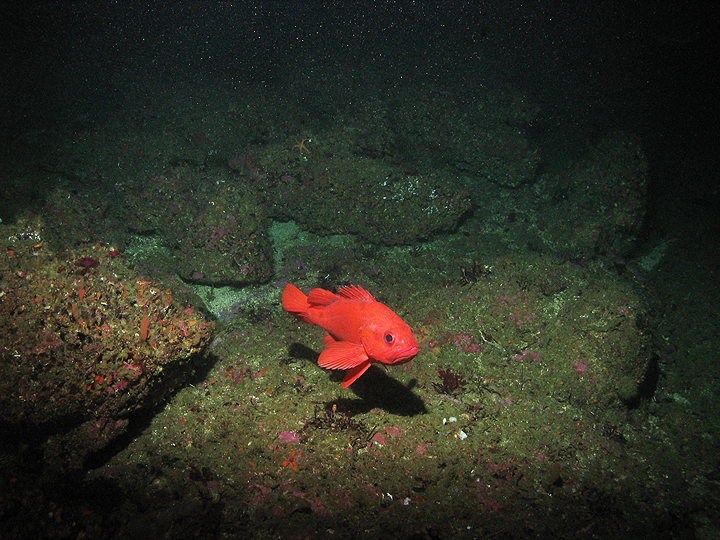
top-left (536, 133), bottom-right (648, 257)
top-left (0, 219), bottom-right (214, 472)
top-left (124, 162), bottom-right (275, 286)
top-left (258, 131), bottom-right (472, 245)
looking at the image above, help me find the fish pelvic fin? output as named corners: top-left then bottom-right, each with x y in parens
top-left (342, 361), bottom-right (373, 387)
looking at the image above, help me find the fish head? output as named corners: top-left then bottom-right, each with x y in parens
top-left (360, 311), bottom-right (419, 366)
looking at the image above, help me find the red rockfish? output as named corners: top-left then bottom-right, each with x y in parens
top-left (282, 283), bottom-right (419, 387)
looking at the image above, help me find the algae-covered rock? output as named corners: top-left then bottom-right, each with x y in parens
top-left (257, 133), bottom-right (471, 245)
top-left (125, 162), bottom-right (274, 286)
top-left (414, 252), bottom-right (654, 410)
top-left (0, 219), bottom-right (214, 472)
top-left (537, 133), bottom-right (648, 257)
top-left (387, 83), bottom-right (541, 188)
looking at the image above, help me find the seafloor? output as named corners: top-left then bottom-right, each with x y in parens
top-left (2, 5), bottom-right (719, 540)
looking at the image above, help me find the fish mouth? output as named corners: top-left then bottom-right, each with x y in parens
top-left (392, 345), bottom-right (419, 364)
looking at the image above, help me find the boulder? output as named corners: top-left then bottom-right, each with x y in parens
top-left (0, 219), bottom-right (214, 472)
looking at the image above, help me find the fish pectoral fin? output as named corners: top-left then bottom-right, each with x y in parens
top-left (317, 339), bottom-right (369, 370)
top-left (342, 361), bottom-right (372, 387)
top-left (318, 338), bottom-right (373, 387)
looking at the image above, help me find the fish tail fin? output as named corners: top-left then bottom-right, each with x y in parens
top-left (282, 283), bottom-right (312, 323)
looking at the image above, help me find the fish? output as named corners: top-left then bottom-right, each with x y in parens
top-left (282, 283), bottom-right (419, 387)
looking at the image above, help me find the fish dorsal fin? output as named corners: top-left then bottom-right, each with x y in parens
top-left (337, 285), bottom-right (376, 302)
top-left (306, 288), bottom-right (340, 307)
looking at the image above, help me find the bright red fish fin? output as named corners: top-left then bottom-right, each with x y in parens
top-left (307, 287), bottom-right (341, 307)
top-left (317, 334), bottom-right (369, 370)
top-left (342, 361), bottom-right (372, 387)
top-left (337, 285), bottom-right (375, 302)
top-left (282, 284), bottom-right (312, 323)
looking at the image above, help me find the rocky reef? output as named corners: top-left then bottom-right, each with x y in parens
top-left (0, 218), bottom-right (215, 473)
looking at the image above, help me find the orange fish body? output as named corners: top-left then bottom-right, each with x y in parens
top-left (282, 283), bottom-right (419, 387)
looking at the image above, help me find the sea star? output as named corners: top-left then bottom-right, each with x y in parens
top-left (293, 138), bottom-right (311, 155)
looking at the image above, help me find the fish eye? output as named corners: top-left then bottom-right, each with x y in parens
top-left (384, 333), bottom-right (395, 344)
